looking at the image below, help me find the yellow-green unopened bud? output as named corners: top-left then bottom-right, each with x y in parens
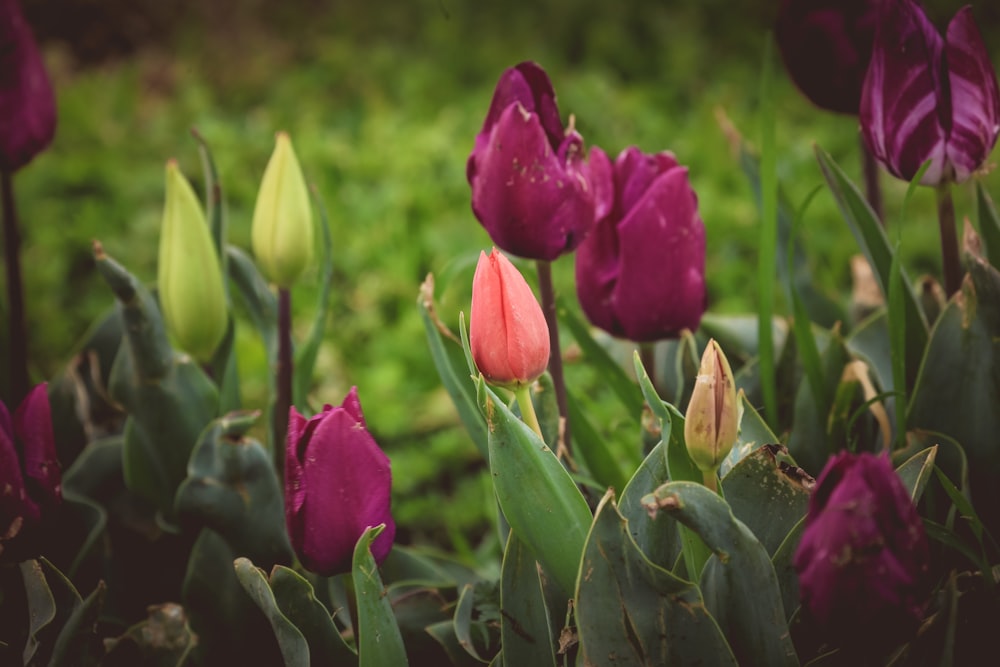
top-left (158, 160), bottom-right (228, 363)
top-left (684, 339), bottom-right (738, 473)
top-left (251, 132), bottom-right (313, 288)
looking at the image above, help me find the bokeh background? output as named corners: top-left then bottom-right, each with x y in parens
top-left (8, 0), bottom-right (1000, 551)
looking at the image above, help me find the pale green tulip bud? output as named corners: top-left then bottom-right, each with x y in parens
top-left (684, 339), bottom-right (738, 473)
top-left (251, 132), bottom-right (313, 288)
top-left (157, 160), bottom-right (228, 363)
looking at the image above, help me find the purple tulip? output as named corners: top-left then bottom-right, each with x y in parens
top-left (1, 383), bottom-right (61, 558)
top-left (794, 451), bottom-right (929, 644)
top-left (285, 388), bottom-right (395, 576)
top-left (574, 147), bottom-right (706, 342)
top-left (860, 0), bottom-right (1000, 185)
top-left (467, 61), bottom-right (610, 261)
top-left (0, 0), bottom-right (56, 171)
top-left (776, 0), bottom-right (881, 114)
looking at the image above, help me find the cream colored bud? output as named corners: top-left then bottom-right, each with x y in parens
top-left (684, 339), bottom-right (739, 473)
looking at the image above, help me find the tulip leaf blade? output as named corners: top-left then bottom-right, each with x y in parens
top-left (618, 441), bottom-right (683, 572)
top-left (499, 532), bottom-right (558, 667)
top-left (894, 445), bottom-right (937, 503)
top-left (235, 557), bottom-right (311, 667)
top-left (269, 566), bottom-right (358, 666)
top-left (720, 392), bottom-right (782, 476)
top-left (815, 147), bottom-right (927, 388)
top-left (353, 525), bottom-right (409, 667)
top-left (976, 181), bottom-right (1000, 269)
top-left (476, 378), bottom-right (591, 597)
top-left (564, 388), bottom-right (631, 492)
top-left (46, 581), bottom-right (106, 667)
top-left (770, 517), bottom-right (806, 623)
top-left (575, 490), bottom-right (738, 666)
top-left (227, 244), bottom-right (279, 358)
top-left (641, 482), bottom-right (798, 666)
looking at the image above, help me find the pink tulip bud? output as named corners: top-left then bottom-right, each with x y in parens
top-left (470, 248), bottom-right (550, 387)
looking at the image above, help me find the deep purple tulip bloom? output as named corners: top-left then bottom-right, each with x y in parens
top-left (0, 0), bottom-right (56, 171)
top-left (1, 383), bottom-right (61, 558)
top-left (285, 388), bottom-right (395, 576)
top-left (574, 147), bottom-right (706, 342)
top-left (794, 451), bottom-right (929, 645)
top-left (776, 0), bottom-right (881, 114)
top-left (861, 0), bottom-right (1000, 185)
top-left (467, 61), bottom-right (610, 261)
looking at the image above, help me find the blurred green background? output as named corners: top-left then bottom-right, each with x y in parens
top-left (7, 0), bottom-right (1000, 552)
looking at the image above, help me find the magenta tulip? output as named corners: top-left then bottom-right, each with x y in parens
top-left (861, 0), bottom-right (1000, 185)
top-left (467, 61), bottom-right (611, 260)
top-left (285, 388), bottom-right (395, 576)
top-left (575, 147), bottom-right (706, 342)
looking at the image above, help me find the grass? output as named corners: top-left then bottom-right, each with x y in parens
top-left (8, 0), bottom-right (1000, 553)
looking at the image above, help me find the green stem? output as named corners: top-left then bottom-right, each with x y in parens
top-left (513, 384), bottom-right (543, 440)
top-left (860, 134), bottom-right (884, 224)
top-left (701, 469), bottom-right (719, 494)
top-left (2, 170), bottom-right (28, 405)
top-left (274, 288), bottom-right (293, 477)
top-left (935, 184), bottom-right (962, 297)
top-left (639, 342), bottom-right (658, 396)
top-left (535, 260), bottom-right (570, 450)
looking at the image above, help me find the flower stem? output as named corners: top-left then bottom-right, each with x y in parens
top-left (274, 287), bottom-right (293, 477)
top-left (935, 184), bottom-right (962, 297)
top-left (859, 135), bottom-right (884, 224)
top-left (701, 469), bottom-right (719, 494)
top-left (514, 384), bottom-right (543, 440)
top-left (2, 170), bottom-right (28, 405)
top-left (535, 260), bottom-right (571, 451)
top-left (639, 342), bottom-right (658, 395)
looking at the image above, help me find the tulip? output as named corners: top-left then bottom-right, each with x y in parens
top-left (574, 147), bottom-right (706, 342)
top-left (251, 132), bottom-right (314, 288)
top-left (467, 61), bottom-right (611, 261)
top-left (1, 383), bottom-right (61, 558)
top-left (157, 160), bottom-right (228, 363)
top-left (794, 451), bottom-right (929, 646)
top-left (775, 0), bottom-right (880, 114)
top-left (285, 388), bottom-right (395, 576)
top-left (470, 248), bottom-right (550, 387)
top-left (860, 0), bottom-right (1000, 185)
top-left (684, 340), bottom-right (738, 480)
top-left (0, 0), bottom-right (56, 171)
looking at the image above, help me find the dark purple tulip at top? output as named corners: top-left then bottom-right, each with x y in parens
top-left (0, 0), bottom-right (56, 171)
top-left (285, 388), bottom-right (395, 576)
top-left (794, 451), bottom-right (929, 645)
top-left (1, 383), bottom-right (61, 558)
top-left (861, 0), bottom-right (1000, 185)
top-left (575, 147), bottom-right (705, 342)
top-left (467, 62), bottom-right (607, 261)
top-left (776, 0), bottom-right (881, 114)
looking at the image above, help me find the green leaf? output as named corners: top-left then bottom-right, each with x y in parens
top-left (418, 277), bottom-right (489, 459)
top-left (564, 389), bottom-right (631, 491)
top-left (235, 558), bottom-right (311, 667)
top-left (20, 558), bottom-right (91, 667)
top-left (477, 379), bottom-right (591, 597)
top-left (770, 517), bottom-right (805, 622)
top-left (976, 181), bottom-right (1000, 270)
top-left (353, 525), bottom-right (409, 667)
top-left (453, 584), bottom-right (491, 663)
top-left (46, 581), bottom-right (106, 667)
top-left (888, 245), bottom-right (907, 448)
top-left (894, 445), bottom-right (938, 503)
top-left (426, 621), bottom-right (482, 667)
top-left (228, 244), bottom-right (279, 357)
top-left (269, 566), bottom-right (358, 666)
top-left (846, 310), bottom-right (893, 395)
top-left (786, 330), bottom-right (849, 476)
top-left (814, 147), bottom-right (928, 388)
top-left (499, 533), bottom-right (557, 667)
top-left (530, 372), bottom-right (561, 453)
top-left (719, 393), bottom-right (782, 477)
top-left (618, 441), bottom-right (682, 572)
top-left (641, 482), bottom-right (797, 666)
top-left (576, 491), bottom-right (737, 666)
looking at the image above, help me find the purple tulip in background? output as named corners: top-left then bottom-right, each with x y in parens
top-left (776, 0), bottom-right (881, 114)
top-left (574, 147), bottom-right (706, 342)
top-left (794, 451), bottom-right (929, 645)
top-left (467, 61), bottom-right (610, 261)
top-left (0, 0), bottom-right (56, 171)
top-left (0, 383), bottom-right (61, 558)
top-left (861, 0), bottom-right (1000, 185)
top-left (285, 388), bottom-right (395, 576)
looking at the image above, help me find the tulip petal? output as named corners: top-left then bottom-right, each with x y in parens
top-left (470, 103), bottom-right (595, 260)
top-left (13, 383), bottom-right (59, 510)
top-left (861, 0), bottom-right (949, 184)
top-left (0, 400), bottom-right (33, 535)
top-left (474, 62), bottom-right (563, 160)
top-left (611, 167), bottom-right (706, 341)
top-left (944, 7), bottom-right (1000, 183)
top-left (575, 210), bottom-right (624, 337)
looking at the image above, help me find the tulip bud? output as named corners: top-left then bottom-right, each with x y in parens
top-left (683, 340), bottom-right (738, 473)
top-left (1, 383), bottom-right (61, 559)
top-left (285, 388), bottom-right (395, 576)
top-left (860, 0), bottom-right (1000, 185)
top-left (794, 451), bottom-right (929, 647)
top-left (157, 160), bottom-right (228, 363)
top-left (0, 0), bottom-right (56, 171)
top-left (251, 132), bottom-right (314, 288)
top-left (470, 248), bottom-right (550, 387)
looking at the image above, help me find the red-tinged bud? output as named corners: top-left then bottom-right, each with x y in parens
top-left (470, 248), bottom-right (550, 387)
